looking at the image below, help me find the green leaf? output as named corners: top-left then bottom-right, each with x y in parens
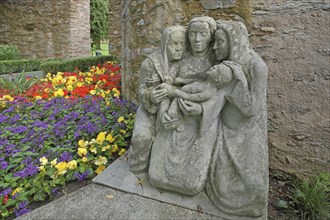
top-left (276, 199), bottom-right (288, 209)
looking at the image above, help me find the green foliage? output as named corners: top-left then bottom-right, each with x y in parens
top-left (289, 173), bottom-right (330, 220)
top-left (40, 55), bottom-right (118, 73)
top-left (0, 55), bottom-right (117, 75)
top-left (0, 59), bottom-right (41, 75)
top-left (0, 45), bottom-right (21, 61)
top-left (0, 71), bottom-right (39, 95)
top-left (90, 0), bottom-right (109, 49)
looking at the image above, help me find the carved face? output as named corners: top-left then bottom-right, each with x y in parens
top-left (213, 30), bottom-right (229, 62)
top-left (188, 22), bottom-right (211, 54)
top-left (167, 31), bottom-right (186, 62)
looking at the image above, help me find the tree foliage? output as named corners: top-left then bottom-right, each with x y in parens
top-left (90, 0), bottom-right (109, 50)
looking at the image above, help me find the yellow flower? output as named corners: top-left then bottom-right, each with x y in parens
top-left (111, 144), bottom-right (119, 153)
top-left (35, 95), bottom-right (42, 100)
top-left (54, 89), bottom-right (64, 97)
top-left (96, 132), bottom-right (107, 145)
top-left (39, 156), bottom-right (48, 166)
top-left (82, 157), bottom-right (88, 163)
top-left (3, 95), bottom-right (14, 102)
top-left (51, 158), bottom-right (57, 167)
top-left (94, 156), bottom-right (108, 166)
top-left (55, 161), bottom-right (68, 173)
top-left (117, 116), bottom-right (124, 123)
top-left (12, 187), bottom-right (22, 196)
top-left (76, 82), bottom-right (83, 87)
top-left (85, 77), bottom-right (93, 83)
top-left (90, 146), bottom-right (97, 154)
top-left (78, 139), bottom-right (88, 148)
top-left (58, 170), bottom-right (67, 175)
top-left (119, 129), bottom-right (126, 134)
top-left (102, 145), bottom-right (111, 152)
top-left (118, 148), bottom-right (127, 156)
top-left (39, 166), bottom-right (46, 172)
top-left (106, 134), bottom-right (115, 143)
top-left (67, 160), bottom-right (77, 170)
top-left (90, 90), bottom-right (97, 95)
top-left (95, 165), bottom-right (106, 174)
top-left (67, 85), bottom-right (73, 91)
top-left (78, 148), bottom-right (88, 157)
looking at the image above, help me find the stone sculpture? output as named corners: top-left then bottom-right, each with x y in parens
top-left (128, 17), bottom-right (268, 220)
top-left (128, 26), bottom-right (186, 173)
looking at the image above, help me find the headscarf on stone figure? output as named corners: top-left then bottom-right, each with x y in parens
top-left (216, 20), bottom-right (252, 82)
top-left (148, 26), bottom-right (186, 84)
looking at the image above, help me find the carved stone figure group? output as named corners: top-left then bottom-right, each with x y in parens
top-left (128, 16), bottom-right (269, 219)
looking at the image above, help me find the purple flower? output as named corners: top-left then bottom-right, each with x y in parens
top-left (4, 144), bottom-right (21, 157)
top-left (14, 164), bottom-right (38, 178)
top-left (51, 188), bottom-right (60, 195)
top-left (73, 170), bottom-right (90, 181)
top-left (1, 161), bottom-right (9, 170)
top-left (0, 115), bottom-right (9, 123)
top-left (14, 201), bottom-right (31, 217)
top-left (8, 125), bottom-right (28, 134)
top-left (0, 188), bottom-right (12, 196)
top-left (59, 152), bottom-right (72, 162)
top-left (33, 120), bottom-right (49, 129)
top-left (2, 105), bottom-right (15, 113)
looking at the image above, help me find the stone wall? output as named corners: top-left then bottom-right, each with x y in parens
top-left (118, 0), bottom-right (330, 176)
top-left (250, 0), bottom-right (330, 176)
top-left (109, 0), bottom-right (122, 57)
top-left (0, 0), bottom-right (91, 59)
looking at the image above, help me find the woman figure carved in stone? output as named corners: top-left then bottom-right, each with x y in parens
top-left (148, 16), bottom-right (225, 195)
top-left (128, 26), bottom-right (186, 173)
top-left (205, 21), bottom-right (269, 219)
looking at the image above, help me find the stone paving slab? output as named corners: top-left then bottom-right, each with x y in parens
top-left (93, 153), bottom-right (224, 218)
top-left (17, 183), bottom-right (221, 220)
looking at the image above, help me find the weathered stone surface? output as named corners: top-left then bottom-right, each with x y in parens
top-left (108, 0), bottom-right (122, 57)
top-left (200, 0), bottom-right (236, 9)
top-left (118, 0), bottom-right (330, 178)
top-left (127, 16), bottom-right (269, 219)
top-left (121, 0), bottom-right (252, 103)
top-left (0, 0), bottom-right (91, 59)
top-left (250, 0), bottom-right (330, 176)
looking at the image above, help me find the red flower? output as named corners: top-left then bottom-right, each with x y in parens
top-left (3, 194), bottom-right (8, 205)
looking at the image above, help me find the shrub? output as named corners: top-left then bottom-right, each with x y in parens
top-left (41, 55), bottom-right (118, 73)
top-left (0, 55), bottom-right (118, 75)
top-left (0, 59), bottom-right (41, 75)
top-left (289, 173), bottom-right (330, 220)
top-left (0, 45), bottom-right (21, 61)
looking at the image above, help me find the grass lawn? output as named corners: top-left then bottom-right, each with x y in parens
top-left (92, 43), bottom-right (109, 56)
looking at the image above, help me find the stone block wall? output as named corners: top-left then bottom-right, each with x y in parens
top-left (117, 0), bottom-right (330, 176)
top-left (250, 0), bottom-right (330, 176)
top-left (0, 0), bottom-right (91, 59)
top-left (109, 0), bottom-right (122, 57)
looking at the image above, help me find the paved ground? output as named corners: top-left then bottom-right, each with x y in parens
top-left (17, 155), bottom-right (222, 220)
top-left (17, 183), bottom-right (221, 220)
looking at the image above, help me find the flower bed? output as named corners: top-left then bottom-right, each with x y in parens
top-left (0, 62), bottom-right (136, 218)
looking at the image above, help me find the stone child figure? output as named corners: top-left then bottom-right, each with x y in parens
top-left (148, 16), bottom-right (226, 195)
top-left (128, 26), bottom-right (186, 173)
top-left (157, 62), bottom-right (234, 122)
